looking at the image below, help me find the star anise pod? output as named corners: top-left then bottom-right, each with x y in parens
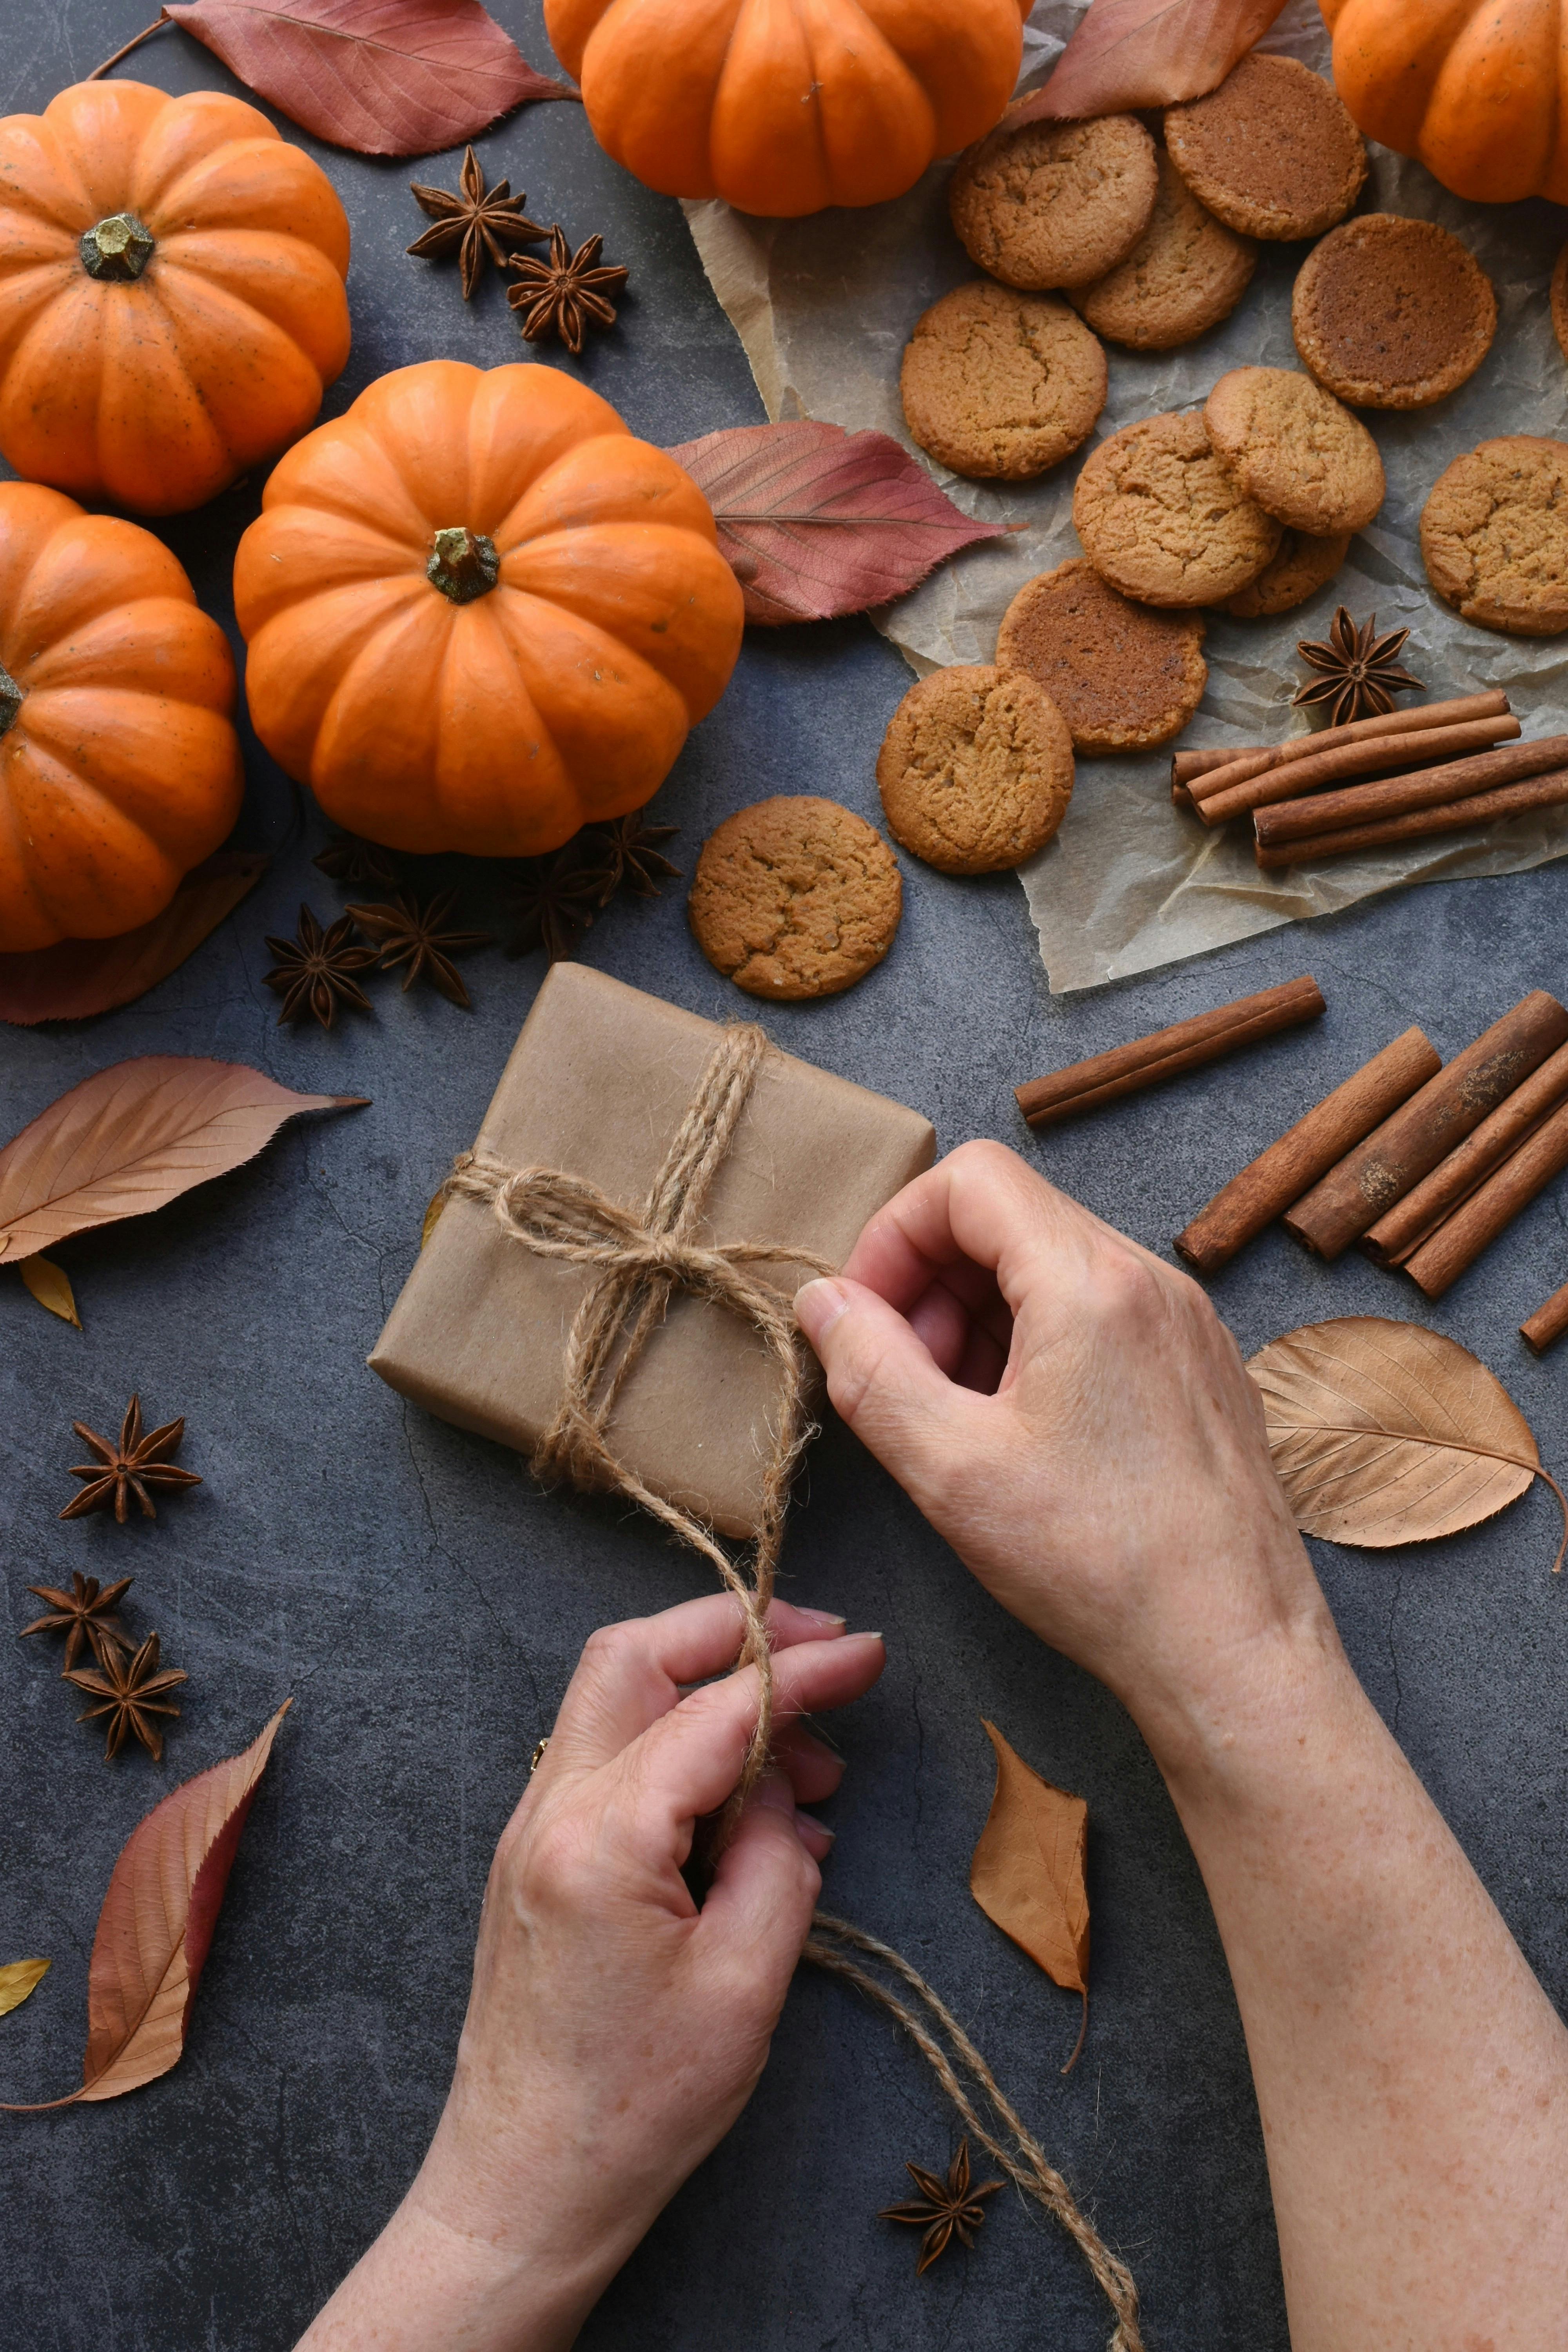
top-left (20, 1571), bottom-right (134, 1671)
top-left (263, 904), bottom-right (379, 1029)
top-left (345, 887), bottom-right (492, 1008)
top-left (407, 144), bottom-right (547, 300)
top-left (586, 812), bottom-right (681, 901)
top-left (507, 225), bottom-right (629, 356)
top-left (60, 1395), bottom-right (202, 1524)
top-left (314, 833), bottom-right (400, 891)
top-left (65, 1631), bottom-right (188, 1762)
top-left (1293, 606), bottom-right (1424, 729)
top-left (880, 2140), bottom-right (1004, 2276)
top-left (503, 845), bottom-right (611, 961)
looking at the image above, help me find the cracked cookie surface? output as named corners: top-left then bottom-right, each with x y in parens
top-left (1293, 215), bottom-right (1497, 410)
top-left (876, 664), bottom-right (1074, 872)
top-left (948, 114), bottom-right (1158, 291)
top-left (1068, 150), bottom-right (1256, 351)
top-left (1223, 527), bottom-right (1350, 619)
top-left (996, 559), bottom-right (1207, 751)
top-left (1421, 436), bottom-right (1568, 638)
top-left (1073, 409), bottom-right (1281, 608)
top-left (1165, 54), bottom-right (1365, 241)
top-left (1204, 366), bottom-right (1384, 536)
top-left (688, 796), bottom-right (902, 998)
top-left (900, 281), bottom-right (1106, 481)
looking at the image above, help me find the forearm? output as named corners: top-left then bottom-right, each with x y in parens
top-left (1149, 1604), bottom-right (1568, 2350)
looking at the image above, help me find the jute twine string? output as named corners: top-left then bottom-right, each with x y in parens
top-left (445, 1025), bottom-right (1143, 2350)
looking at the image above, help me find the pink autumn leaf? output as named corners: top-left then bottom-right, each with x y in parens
top-left (1013, 0), bottom-right (1290, 123)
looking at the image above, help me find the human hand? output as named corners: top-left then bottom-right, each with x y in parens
top-left (794, 1141), bottom-right (1334, 1759)
top-left (298, 1595), bottom-right (884, 2351)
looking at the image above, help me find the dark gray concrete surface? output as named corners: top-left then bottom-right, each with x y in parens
top-left (3, 10), bottom-right (1567, 2349)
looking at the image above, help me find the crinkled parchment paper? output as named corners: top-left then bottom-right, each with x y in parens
top-left (684, 1), bottom-right (1568, 992)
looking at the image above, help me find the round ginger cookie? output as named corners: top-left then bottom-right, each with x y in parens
top-left (900, 281), bottom-right (1106, 481)
top-left (1223, 528), bottom-right (1350, 619)
top-left (948, 115), bottom-right (1158, 292)
top-left (996, 559), bottom-right (1207, 751)
top-left (1421, 436), bottom-right (1568, 638)
top-left (1165, 54), bottom-right (1366, 242)
top-left (1204, 367), bottom-right (1385, 537)
top-left (876, 666), bottom-right (1073, 873)
top-left (1293, 215), bottom-right (1497, 410)
top-left (1068, 149), bottom-right (1257, 351)
top-left (1072, 409), bottom-right (1282, 610)
top-left (688, 797), bottom-right (902, 999)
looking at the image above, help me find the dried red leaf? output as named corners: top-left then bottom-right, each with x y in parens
top-left (1012, 0), bottom-right (1290, 123)
top-left (0, 854), bottom-right (268, 1028)
top-left (1, 1704), bottom-right (290, 2109)
top-left (161, 0), bottom-right (577, 157)
top-left (666, 420), bottom-right (1007, 626)
top-left (0, 1058), bottom-right (367, 1265)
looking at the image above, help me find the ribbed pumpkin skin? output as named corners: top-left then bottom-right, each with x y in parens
top-left (234, 362), bottom-right (746, 860)
top-left (546, 0), bottom-right (1029, 216)
top-left (1321, 0), bottom-right (1568, 204)
top-left (0, 482), bottom-right (243, 953)
top-left (0, 80), bottom-right (351, 516)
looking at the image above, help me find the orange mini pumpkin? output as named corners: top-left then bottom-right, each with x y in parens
top-left (0, 79), bottom-right (350, 516)
top-left (1321, 0), bottom-right (1568, 204)
top-left (545, 0), bottom-right (1031, 216)
top-left (234, 361), bottom-right (746, 858)
top-left (0, 481), bottom-right (243, 953)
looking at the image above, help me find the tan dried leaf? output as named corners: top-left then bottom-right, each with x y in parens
top-left (19, 1255), bottom-right (80, 1328)
top-left (970, 1720), bottom-right (1089, 2073)
top-left (1, 1703), bottom-right (290, 2111)
top-left (0, 1959), bottom-right (50, 2018)
top-left (0, 1058), bottom-right (368, 1265)
top-left (1248, 1317), bottom-right (1566, 1566)
top-left (420, 1188), bottom-right (447, 1249)
top-left (1013, 0), bottom-right (1290, 123)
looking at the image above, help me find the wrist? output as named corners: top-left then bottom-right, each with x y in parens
top-left (1140, 1596), bottom-right (1367, 1816)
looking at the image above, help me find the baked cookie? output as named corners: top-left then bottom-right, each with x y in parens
top-left (1204, 367), bottom-right (1384, 536)
top-left (1223, 528), bottom-right (1350, 619)
top-left (1072, 410), bottom-right (1282, 609)
top-left (1068, 149), bottom-right (1256, 351)
top-left (996, 559), bottom-right (1207, 751)
top-left (1293, 215), bottom-right (1497, 410)
top-left (1165, 54), bottom-right (1366, 242)
top-left (688, 797), bottom-right (902, 998)
top-left (876, 666), bottom-right (1074, 873)
top-left (1553, 243), bottom-right (1568, 366)
top-left (948, 115), bottom-right (1158, 292)
top-left (901, 281), bottom-right (1106, 480)
top-left (1421, 436), bottom-right (1568, 638)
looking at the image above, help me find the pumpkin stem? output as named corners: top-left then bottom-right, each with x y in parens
top-left (427, 527), bottom-right (500, 604)
top-left (0, 662), bottom-right (24, 739)
top-left (80, 214), bottom-right (155, 283)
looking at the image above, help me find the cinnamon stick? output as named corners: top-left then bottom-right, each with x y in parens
top-left (1254, 767), bottom-right (1568, 868)
top-left (1254, 734), bottom-right (1568, 850)
top-left (1403, 1096), bottom-right (1568, 1299)
top-left (1172, 746), bottom-right (1256, 788)
top-left (1521, 1280), bottom-right (1568, 1354)
top-left (1281, 991), bottom-right (1568, 1260)
top-left (1185, 691), bottom-right (1511, 808)
top-left (1361, 1041), bottom-right (1568, 1265)
top-left (1174, 1026), bottom-right (1440, 1274)
top-left (1196, 714), bottom-right (1521, 826)
top-left (1014, 976), bottom-right (1325, 1129)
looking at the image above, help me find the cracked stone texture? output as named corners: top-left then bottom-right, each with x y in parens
top-left (4, 10), bottom-right (1568, 2350)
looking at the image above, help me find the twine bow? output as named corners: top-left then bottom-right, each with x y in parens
top-left (444, 1021), bottom-right (1144, 2350)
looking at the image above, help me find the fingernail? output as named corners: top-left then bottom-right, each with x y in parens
top-left (795, 1811), bottom-right (835, 1858)
top-left (858, 1631), bottom-right (885, 1643)
top-left (798, 1607), bottom-right (848, 1628)
top-left (795, 1277), bottom-right (848, 1346)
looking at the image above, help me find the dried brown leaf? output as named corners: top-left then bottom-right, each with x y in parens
top-left (159, 0), bottom-right (577, 157)
top-left (1247, 1317), bottom-right (1566, 1566)
top-left (420, 1189), bottom-right (446, 1249)
top-left (0, 854), bottom-right (268, 1028)
top-left (0, 1058), bottom-right (368, 1266)
top-left (0, 1960), bottom-right (50, 2019)
top-left (970, 1720), bottom-right (1089, 2073)
top-left (1, 1705), bottom-right (290, 2109)
top-left (1012, 0), bottom-right (1290, 123)
top-left (19, 1256), bottom-right (80, 1328)
top-left (666, 421), bottom-right (1007, 626)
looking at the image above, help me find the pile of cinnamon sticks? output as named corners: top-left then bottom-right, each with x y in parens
top-left (1177, 991), bottom-right (1568, 1325)
top-left (1173, 694), bottom-right (1568, 867)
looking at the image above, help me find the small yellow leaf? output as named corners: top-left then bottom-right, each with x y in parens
top-left (971, 1720), bottom-right (1089, 2073)
top-left (0, 1959), bottom-right (50, 2017)
top-left (420, 1189), bottom-right (447, 1249)
top-left (19, 1254), bottom-right (80, 1327)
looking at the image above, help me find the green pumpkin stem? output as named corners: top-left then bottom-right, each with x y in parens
top-left (80, 214), bottom-right (155, 282)
top-left (0, 661), bottom-right (25, 740)
top-left (427, 527), bottom-right (500, 604)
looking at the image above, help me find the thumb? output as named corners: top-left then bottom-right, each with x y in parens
top-left (795, 1275), bottom-right (986, 1501)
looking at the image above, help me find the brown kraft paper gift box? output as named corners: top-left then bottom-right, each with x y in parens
top-left (369, 963), bottom-right (938, 1540)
